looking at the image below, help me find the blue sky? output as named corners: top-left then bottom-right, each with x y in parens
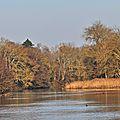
top-left (0, 0), bottom-right (120, 47)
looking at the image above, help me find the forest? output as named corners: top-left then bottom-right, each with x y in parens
top-left (0, 22), bottom-right (120, 94)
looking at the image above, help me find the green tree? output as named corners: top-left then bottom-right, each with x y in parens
top-left (22, 39), bottom-right (34, 47)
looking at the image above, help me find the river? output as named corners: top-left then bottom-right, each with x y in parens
top-left (0, 89), bottom-right (120, 120)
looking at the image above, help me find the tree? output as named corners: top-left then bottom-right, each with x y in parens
top-left (83, 21), bottom-right (120, 79)
top-left (22, 39), bottom-right (34, 47)
top-left (83, 21), bottom-right (112, 45)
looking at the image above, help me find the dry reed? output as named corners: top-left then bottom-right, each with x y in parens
top-left (65, 78), bottom-right (120, 89)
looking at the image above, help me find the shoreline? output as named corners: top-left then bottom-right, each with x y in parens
top-left (1, 78), bottom-right (120, 96)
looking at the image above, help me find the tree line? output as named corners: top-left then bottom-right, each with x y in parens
top-left (0, 22), bottom-right (120, 93)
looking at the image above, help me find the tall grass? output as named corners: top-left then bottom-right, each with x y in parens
top-left (65, 78), bottom-right (120, 89)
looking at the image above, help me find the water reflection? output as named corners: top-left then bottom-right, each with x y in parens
top-left (0, 89), bottom-right (120, 120)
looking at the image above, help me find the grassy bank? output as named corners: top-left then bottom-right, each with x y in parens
top-left (65, 78), bottom-right (120, 89)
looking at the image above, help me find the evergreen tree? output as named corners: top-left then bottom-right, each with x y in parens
top-left (22, 39), bottom-right (34, 47)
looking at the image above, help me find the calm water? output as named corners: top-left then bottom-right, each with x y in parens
top-left (0, 89), bottom-right (120, 120)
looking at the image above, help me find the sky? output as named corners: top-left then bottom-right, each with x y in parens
top-left (0, 0), bottom-right (120, 47)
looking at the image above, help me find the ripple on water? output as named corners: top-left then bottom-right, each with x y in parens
top-left (0, 90), bottom-right (120, 120)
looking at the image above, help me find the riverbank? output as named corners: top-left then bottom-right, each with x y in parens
top-left (65, 78), bottom-right (120, 89)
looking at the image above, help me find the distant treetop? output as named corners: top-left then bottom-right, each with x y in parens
top-left (22, 39), bottom-right (34, 47)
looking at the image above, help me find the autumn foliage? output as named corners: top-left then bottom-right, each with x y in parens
top-left (0, 22), bottom-right (120, 94)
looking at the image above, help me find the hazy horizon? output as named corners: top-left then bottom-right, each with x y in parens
top-left (0, 0), bottom-right (120, 47)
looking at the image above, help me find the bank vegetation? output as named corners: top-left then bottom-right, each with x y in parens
top-left (0, 21), bottom-right (120, 94)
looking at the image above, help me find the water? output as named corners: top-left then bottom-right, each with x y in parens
top-left (0, 89), bottom-right (120, 120)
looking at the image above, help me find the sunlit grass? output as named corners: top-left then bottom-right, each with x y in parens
top-left (65, 78), bottom-right (120, 89)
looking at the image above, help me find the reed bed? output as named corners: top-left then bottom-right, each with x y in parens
top-left (65, 78), bottom-right (120, 89)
